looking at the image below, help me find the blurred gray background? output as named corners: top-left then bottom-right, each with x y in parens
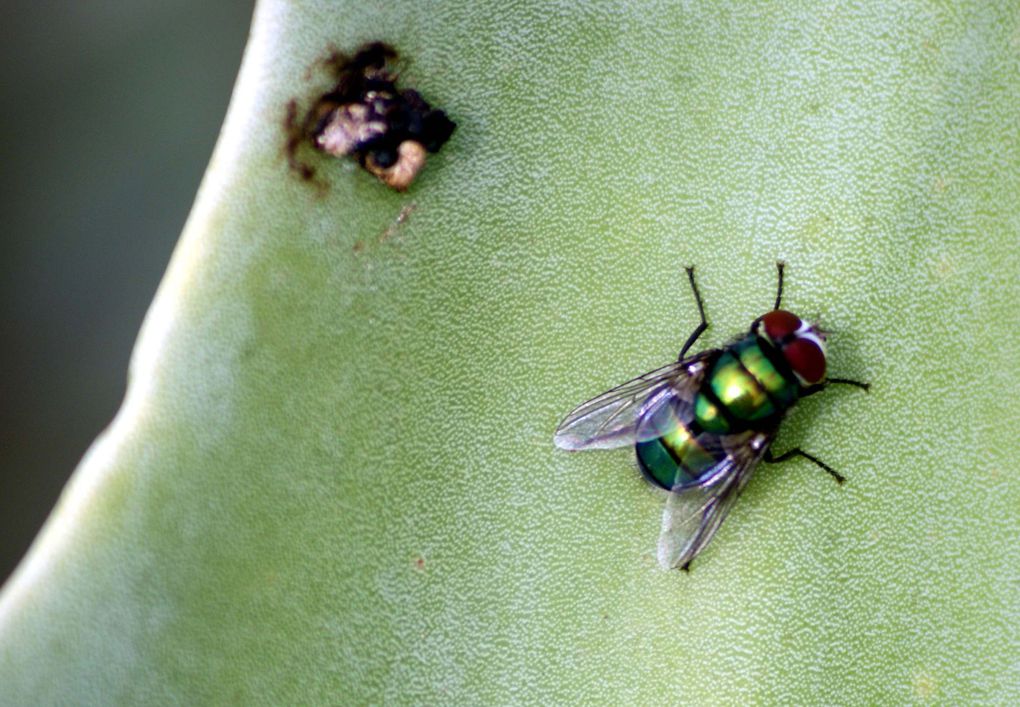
top-left (1, 2), bottom-right (255, 585)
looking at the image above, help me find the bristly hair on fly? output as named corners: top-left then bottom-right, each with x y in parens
top-left (285, 42), bottom-right (456, 190)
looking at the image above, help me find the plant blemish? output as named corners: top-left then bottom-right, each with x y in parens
top-left (285, 42), bottom-right (456, 190)
top-left (353, 203), bottom-right (417, 254)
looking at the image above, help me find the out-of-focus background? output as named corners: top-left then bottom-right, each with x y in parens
top-left (1, 2), bottom-right (254, 585)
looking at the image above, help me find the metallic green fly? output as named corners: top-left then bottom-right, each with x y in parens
top-left (554, 263), bottom-right (868, 570)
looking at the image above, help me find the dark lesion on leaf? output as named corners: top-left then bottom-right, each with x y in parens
top-left (284, 42), bottom-right (456, 191)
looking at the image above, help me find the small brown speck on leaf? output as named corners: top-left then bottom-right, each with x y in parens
top-left (354, 203), bottom-right (417, 254)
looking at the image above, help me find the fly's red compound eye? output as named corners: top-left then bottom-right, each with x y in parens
top-left (760, 310), bottom-right (801, 342)
top-left (757, 310), bottom-right (827, 386)
top-left (782, 337), bottom-right (826, 385)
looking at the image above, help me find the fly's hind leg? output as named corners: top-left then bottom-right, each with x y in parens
top-left (678, 267), bottom-right (709, 360)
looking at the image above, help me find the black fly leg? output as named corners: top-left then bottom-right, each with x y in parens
top-left (678, 267), bottom-right (709, 361)
top-left (779, 378), bottom-right (867, 484)
top-left (802, 378), bottom-right (871, 397)
top-left (773, 261), bottom-right (785, 311)
top-left (825, 378), bottom-right (870, 390)
top-left (764, 448), bottom-right (846, 484)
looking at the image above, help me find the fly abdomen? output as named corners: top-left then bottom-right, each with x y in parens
top-left (635, 395), bottom-right (722, 490)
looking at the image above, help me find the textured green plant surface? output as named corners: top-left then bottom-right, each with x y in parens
top-left (2, 1), bottom-right (1018, 703)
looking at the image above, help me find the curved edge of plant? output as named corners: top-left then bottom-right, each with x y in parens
top-left (0, 7), bottom-right (273, 618)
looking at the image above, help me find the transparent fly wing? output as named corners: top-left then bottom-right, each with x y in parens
top-left (554, 356), bottom-right (710, 451)
top-left (657, 431), bottom-right (772, 570)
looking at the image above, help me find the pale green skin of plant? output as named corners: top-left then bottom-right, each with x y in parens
top-left (1, 1), bottom-right (1018, 703)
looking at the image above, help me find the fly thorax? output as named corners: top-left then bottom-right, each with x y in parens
top-left (694, 337), bottom-right (797, 433)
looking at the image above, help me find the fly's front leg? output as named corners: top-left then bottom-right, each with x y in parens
top-left (678, 267), bottom-right (709, 360)
top-left (802, 378), bottom-right (870, 397)
top-left (777, 377), bottom-right (868, 482)
top-left (763, 448), bottom-right (846, 484)
top-left (826, 378), bottom-right (870, 390)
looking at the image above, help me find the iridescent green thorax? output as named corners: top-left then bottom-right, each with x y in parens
top-left (695, 336), bottom-right (798, 432)
top-left (636, 335), bottom-right (801, 490)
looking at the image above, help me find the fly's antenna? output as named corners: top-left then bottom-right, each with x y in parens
top-left (773, 261), bottom-right (785, 310)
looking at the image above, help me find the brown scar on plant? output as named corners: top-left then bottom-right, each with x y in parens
top-left (284, 42), bottom-right (456, 191)
top-left (352, 203), bottom-right (417, 255)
